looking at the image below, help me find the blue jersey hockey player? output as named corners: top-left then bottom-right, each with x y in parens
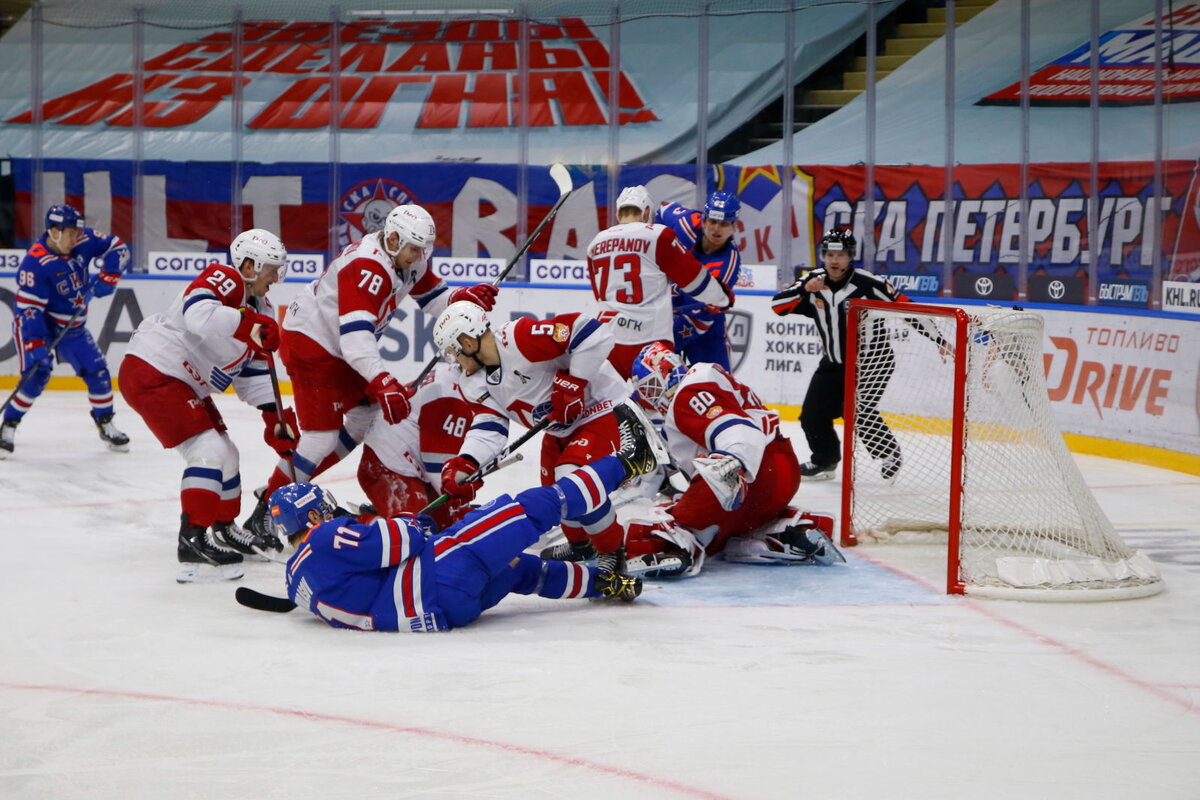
top-left (655, 190), bottom-right (742, 370)
top-left (266, 404), bottom-right (664, 632)
top-left (1, 204), bottom-right (131, 458)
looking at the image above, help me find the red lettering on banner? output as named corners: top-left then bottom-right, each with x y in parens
top-left (419, 74), bottom-right (508, 128)
top-left (9, 17), bottom-right (659, 131)
top-left (144, 42), bottom-right (220, 70)
top-left (111, 75), bottom-right (249, 127)
top-left (593, 71), bottom-right (660, 123)
top-left (527, 71), bottom-right (605, 125)
top-left (529, 41), bottom-right (583, 68)
top-left (1045, 336), bottom-right (1171, 417)
top-left (386, 44), bottom-right (451, 72)
top-left (754, 226), bottom-right (774, 262)
top-left (262, 44), bottom-right (329, 73)
top-left (456, 42), bottom-right (517, 71)
top-left (332, 43), bottom-right (386, 73)
top-left (248, 75), bottom-right (364, 128)
top-left (341, 75), bottom-right (432, 128)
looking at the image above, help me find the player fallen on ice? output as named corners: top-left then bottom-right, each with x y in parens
top-left (266, 404), bottom-right (663, 631)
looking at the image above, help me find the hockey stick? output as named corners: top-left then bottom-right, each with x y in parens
top-left (1, 277), bottom-right (98, 416)
top-left (420, 418), bottom-right (552, 514)
top-left (264, 350), bottom-right (296, 482)
top-left (408, 163), bottom-right (575, 389)
top-left (235, 586), bottom-right (296, 613)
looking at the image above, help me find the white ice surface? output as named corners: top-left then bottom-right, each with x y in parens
top-left (1, 392), bottom-right (1198, 800)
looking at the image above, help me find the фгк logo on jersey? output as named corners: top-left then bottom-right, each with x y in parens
top-left (337, 178), bottom-right (417, 249)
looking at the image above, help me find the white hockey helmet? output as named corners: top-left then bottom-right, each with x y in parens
top-left (434, 301), bottom-right (490, 356)
top-left (382, 204), bottom-right (436, 261)
top-left (615, 185), bottom-right (652, 216)
top-left (230, 228), bottom-right (288, 279)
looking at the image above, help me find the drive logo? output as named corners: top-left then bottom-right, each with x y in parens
top-left (1044, 336), bottom-right (1171, 418)
top-left (980, 6), bottom-right (1200, 106)
top-left (337, 178), bottom-right (416, 248)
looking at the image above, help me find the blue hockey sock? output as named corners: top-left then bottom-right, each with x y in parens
top-left (535, 559), bottom-right (597, 599)
top-left (554, 456), bottom-right (626, 520)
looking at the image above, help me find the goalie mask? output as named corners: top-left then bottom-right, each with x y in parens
top-left (382, 204), bottom-right (436, 263)
top-left (268, 482), bottom-right (337, 542)
top-left (820, 228), bottom-right (857, 259)
top-left (434, 300), bottom-right (490, 357)
top-left (631, 342), bottom-right (687, 414)
top-left (230, 228), bottom-right (289, 279)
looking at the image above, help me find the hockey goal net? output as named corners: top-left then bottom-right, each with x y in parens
top-left (841, 300), bottom-right (1163, 601)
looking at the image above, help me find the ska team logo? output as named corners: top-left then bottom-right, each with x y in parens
top-left (337, 178), bottom-right (418, 249)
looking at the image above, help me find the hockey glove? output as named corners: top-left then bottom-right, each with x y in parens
top-left (233, 310), bottom-right (281, 352)
top-left (692, 451), bottom-right (747, 512)
top-left (449, 283), bottom-right (499, 311)
top-left (21, 339), bottom-right (53, 372)
top-left (366, 372), bottom-right (413, 425)
top-left (261, 406), bottom-right (299, 457)
top-left (549, 370), bottom-right (587, 425)
top-left (441, 455), bottom-right (483, 501)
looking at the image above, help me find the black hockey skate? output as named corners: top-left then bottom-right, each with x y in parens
top-left (613, 403), bottom-right (664, 481)
top-left (241, 486), bottom-right (272, 542)
top-left (539, 539), bottom-right (598, 562)
top-left (178, 514), bottom-right (244, 583)
top-left (0, 418), bottom-right (17, 460)
top-left (213, 519), bottom-right (280, 560)
top-left (94, 413), bottom-right (130, 452)
top-left (594, 570), bottom-right (642, 602)
top-left (595, 546), bottom-right (627, 575)
top-left (799, 461), bottom-right (837, 481)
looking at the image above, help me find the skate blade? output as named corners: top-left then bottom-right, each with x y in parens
top-left (104, 442), bottom-right (131, 453)
top-left (176, 562), bottom-right (244, 583)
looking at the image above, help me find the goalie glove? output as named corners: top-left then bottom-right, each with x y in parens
top-left (692, 450), bottom-right (747, 512)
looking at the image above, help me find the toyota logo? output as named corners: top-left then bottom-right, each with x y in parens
top-left (974, 277), bottom-right (994, 296)
top-left (1048, 279), bottom-right (1066, 300)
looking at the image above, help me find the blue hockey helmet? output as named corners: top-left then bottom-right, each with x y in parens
top-left (269, 482), bottom-right (337, 541)
top-left (45, 203), bottom-right (83, 231)
top-left (631, 342), bottom-right (687, 414)
top-left (703, 191), bottom-right (740, 223)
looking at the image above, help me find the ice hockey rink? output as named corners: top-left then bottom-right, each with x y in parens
top-left (1, 391), bottom-right (1197, 800)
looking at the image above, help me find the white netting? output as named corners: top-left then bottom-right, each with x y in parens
top-left (846, 303), bottom-right (1162, 601)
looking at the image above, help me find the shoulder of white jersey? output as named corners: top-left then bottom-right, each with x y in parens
top-left (678, 361), bottom-right (725, 389)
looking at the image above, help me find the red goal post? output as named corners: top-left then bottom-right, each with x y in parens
top-left (839, 299), bottom-right (1163, 601)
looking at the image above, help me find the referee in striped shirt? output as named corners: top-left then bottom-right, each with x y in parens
top-left (770, 229), bottom-right (920, 481)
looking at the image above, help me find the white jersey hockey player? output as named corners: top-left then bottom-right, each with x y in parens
top-left (432, 302), bottom-right (633, 561)
top-left (586, 184), bottom-right (731, 379)
top-left (623, 342), bottom-right (843, 577)
top-left (244, 205), bottom-right (498, 538)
